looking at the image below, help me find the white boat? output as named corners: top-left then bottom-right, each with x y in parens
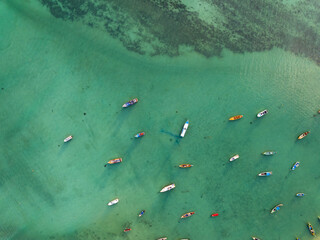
top-left (160, 183), bottom-right (175, 193)
top-left (157, 238), bottom-right (167, 240)
top-left (258, 171), bottom-right (272, 177)
top-left (180, 120), bottom-right (189, 137)
top-left (257, 109), bottom-right (268, 117)
top-left (229, 154), bottom-right (239, 162)
top-left (64, 135), bottom-right (73, 143)
top-left (107, 198), bottom-right (119, 206)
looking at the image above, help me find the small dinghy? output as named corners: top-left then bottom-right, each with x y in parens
top-left (107, 198), bottom-right (119, 206)
top-left (64, 135), bottom-right (73, 143)
top-left (298, 131), bottom-right (310, 140)
top-left (211, 213), bottom-right (219, 217)
top-left (252, 237), bottom-right (261, 240)
top-left (181, 211), bottom-right (195, 218)
top-left (270, 203), bottom-right (283, 213)
top-left (122, 98), bottom-right (138, 108)
top-left (296, 193), bottom-right (305, 197)
top-left (291, 162), bottom-right (300, 170)
top-left (179, 164), bottom-right (193, 168)
top-left (229, 154), bottom-right (239, 162)
top-left (124, 228), bottom-right (131, 232)
top-left (180, 120), bottom-right (189, 137)
top-left (157, 238), bottom-right (167, 240)
top-left (262, 151), bottom-right (276, 156)
top-left (139, 210), bottom-right (145, 217)
top-left (307, 222), bottom-right (316, 236)
top-left (258, 171), bottom-right (272, 177)
top-left (160, 183), bottom-right (175, 193)
top-left (257, 109), bottom-right (268, 118)
top-left (135, 132), bottom-right (145, 138)
top-left (229, 115), bottom-right (243, 121)
top-left (105, 158), bottom-right (122, 166)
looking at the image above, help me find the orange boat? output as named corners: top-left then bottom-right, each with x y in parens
top-left (298, 131), bottom-right (310, 140)
top-left (105, 158), bottom-right (122, 166)
top-left (181, 211), bottom-right (195, 218)
top-left (179, 164), bottom-right (193, 168)
top-left (229, 115), bottom-right (243, 121)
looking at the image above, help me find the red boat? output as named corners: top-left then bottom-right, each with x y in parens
top-left (124, 228), bottom-right (131, 232)
top-left (211, 213), bottom-right (219, 217)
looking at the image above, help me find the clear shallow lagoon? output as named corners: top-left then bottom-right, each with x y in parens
top-left (1, 0), bottom-right (320, 240)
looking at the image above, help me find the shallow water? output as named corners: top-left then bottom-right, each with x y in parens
top-left (1, 0), bottom-right (320, 240)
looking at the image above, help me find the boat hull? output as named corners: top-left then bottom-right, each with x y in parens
top-left (258, 171), bottom-right (272, 176)
top-left (229, 115), bottom-right (243, 121)
top-left (296, 193), bottom-right (305, 197)
top-left (107, 158), bottom-right (122, 164)
top-left (160, 183), bottom-right (175, 192)
top-left (211, 213), bottom-right (219, 217)
top-left (64, 135), bottom-right (73, 142)
top-left (180, 120), bottom-right (189, 137)
top-left (122, 98), bottom-right (138, 108)
top-left (229, 154), bottom-right (239, 162)
top-left (307, 223), bottom-right (316, 236)
top-left (298, 131), bottom-right (310, 139)
top-left (291, 162), bottom-right (300, 170)
top-left (179, 164), bottom-right (193, 168)
top-left (181, 212), bottom-right (195, 218)
top-left (135, 132), bottom-right (145, 138)
top-left (262, 151), bottom-right (276, 156)
top-left (108, 198), bottom-right (119, 206)
top-left (257, 109), bottom-right (268, 118)
top-left (271, 203), bottom-right (283, 213)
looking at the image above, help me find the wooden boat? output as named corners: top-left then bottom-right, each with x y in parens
top-left (298, 131), bottom-right (310, 140)
top-left (179, 164), bottom-right (193, 168)
top-left (307, 222), bottom-right (316, 236)
top-left (258, 171), bottom-right (272, 177)
top-left (124, 228), bottom-right (131, 232)
top-left (229, 115), bottom-right (243, 121)
top-left (270, 203), bottom-right (283, 213)
top-left (262, 151), bottom-right (276, 156)
top-left (252, 237), bottom-right (261, 240)
top-left (106, 158), bottom-right (122, 166)
top-left (229, 154), bottom-right (239, 162)
top-left (107, 198), bottom-right (119, 206)
top-left (291, 162), bottom-right (300, 171)
top-left (64, 135), bottom-right (73, 143)
top-left (160, 183), bottom-right (175, 193)
top-left (157, 238), bottom-right (167, 240)
top-left (257, 109), bottom-right (268, 118)
top-left (139, 210), bottom-right (145, 217)
top-left (296, 193), bottom-right (305, 197)
top-left (211, 213), bottom-right (219, 217)
top-left (181, 211), bottom-right (195, 218)
top-left (122, 98), bottom-right (138, 108)
top-left (135, 132), bottom-right (145, 138)
top-left (180, 120), bottom-right (189, 137)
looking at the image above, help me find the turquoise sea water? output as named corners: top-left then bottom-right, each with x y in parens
top-left (1, 0), bottom-right (320, 240)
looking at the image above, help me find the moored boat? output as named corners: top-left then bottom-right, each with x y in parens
top-left (262, 151), bottom-right (276, 156)
top-left (291, 162), bottom-right (300, 170)
top-left (258, 171), bottom-right (272, 177)
top-left (252, 237), bottom-right (261, 240)
top-left (105, 158), bottom-right (122, 166)
top-left (107, 198), bottom-right (119, 206)
top-left (229, 115), bottom-right (243, 121)
top-left (64, 135), bottom-right (73, 143)
top-left (179, 164), bottom-right (193, 168)
top-left (180, 120), bottom-right (189, 137)
top-left (135, 132), bottom-right (145, 138)
top-left (139, 210), bottom-right (145, 217)
top-left (157, 238), bottom-right (167, 240)
top-left (296, 193), bottom-right (305, 197)
top-left (257, 109), bottom-right (268, 118)
top-left (124, 228), bottom-right (131, 232)
top-left (307, 222), bottom-right (316, 236)
top-left (298, 131), bottom-right (310, 140)
top-left (229, 154), bottom-right (239, 162)
top-left (181, 211), bottom-right (195, 218)
top-left (122, 98), bottom-right (138, 108)
top-left (270, 203), bottom-right (283, 213)
top-left (160, 183), bottom-right (175, 193)
top-left (211, 213), bottom-right (219, 217)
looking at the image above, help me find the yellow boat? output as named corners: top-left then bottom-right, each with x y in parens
top-left (307, 222), bottom-right (316, 236)
top-left (181, 211), bottom-right (195, 218)
top-left (229, 115), bottom-right (243, 121)
top-left (298, 131), bottom-right (310, 140)
top-left (105, 158), bottom-right (122, 167)
top-left (179, 164), bottom-right (193, 168)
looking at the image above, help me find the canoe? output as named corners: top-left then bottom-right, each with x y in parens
top-left (139, 210), bottom-right (145, 217)
top-left (124, 228), bottom-right (131, 232)
top-left (181, 211), bottom-right (195, 218)
top-left (107, 198), bottom-right (119, 206)
top-left (296, 193), bottom-right (305, 197)
top-left (252, 237), bottom-right (261, 240)
top-left (291, 162), bottom-right (300, 170)
top-left (298, 131), bottom-right (310, 140)
top-left (106, 158), bottom-right (122, 165)
top-left (257, 109), bottom-right (268, 118)
top-left (179, 164), bottom-right (193, 168)
top-left (270, 203), bottom-right (283, 213)
top-left (262, 151), bottom-right (276, 156)
top-left (229, 154), bottom-right (239, 162)
top-left (229, 115), bottom-right (243, 121)
top-left (64, 135), bottom-right (73, 143)
top-left (258, 171), bottom-right (272, 177)
top-left (135, 132), bottom-right (145, 138)
top-left (122, 98), bottom-right (138, 108)
top-left (307, 222), bottom-right (316, 236)
top-left (160, 183), bottom-right (175, 193)
top-left (180, 120), bottom-right (189, 137)
top-left (211, 213), bottom-right (219, 217)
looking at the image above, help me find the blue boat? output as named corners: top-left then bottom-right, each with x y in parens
top-left (135, 132), bottom-right (145, 138)
top-left (122, 98), bottom-right (138, 108)
top-left (139, 210), bottom-right (145, 217)
top-left (296, 193), bottom-right (305, 197)
top-left (291, 162), bottom-right (300, 170)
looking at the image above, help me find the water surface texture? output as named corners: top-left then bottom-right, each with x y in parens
top-left (1, 0), bottom-right (320, 240)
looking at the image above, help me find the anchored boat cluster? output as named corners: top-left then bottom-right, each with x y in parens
top-left (63, 104), bottom-right (315, 239)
